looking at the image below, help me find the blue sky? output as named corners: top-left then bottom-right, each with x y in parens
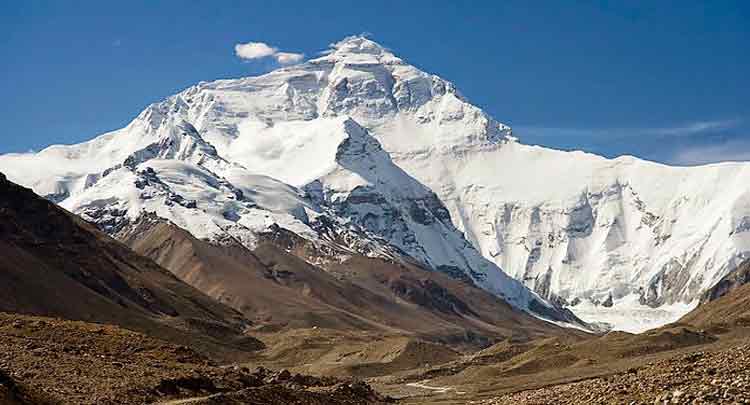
top-left (1, 1), bottom-right (748, 165)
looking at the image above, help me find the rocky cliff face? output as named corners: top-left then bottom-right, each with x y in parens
top-left (699, 258), bottom-right (750, 304)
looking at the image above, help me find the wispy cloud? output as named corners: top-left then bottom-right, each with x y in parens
top-left (234, 41), bottom-right (304, 65)
top-left (650, 119), bottom-right (741, 137)
top-left (671, 138), bottom-right (750, 166)
top-left (516, 118), bottom-right (747, 164)
top-left (517, 119), bottom-right (742, 140)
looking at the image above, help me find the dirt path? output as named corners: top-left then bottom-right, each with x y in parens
top-left (406, 380), bottom-right (466, 395)
top-left (156, 396), bottom-right (213, 405)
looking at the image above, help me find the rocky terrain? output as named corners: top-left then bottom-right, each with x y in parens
top-left (0, 369), bottom-right (53, 405)
top-left (0, 313), bottom-right (391, 405)
top-left (481, 343), bottom-right (750, 404)
top-left (3, 303), bottom-right (749, 405)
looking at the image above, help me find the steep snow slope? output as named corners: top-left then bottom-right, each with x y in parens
top-left (4, 36), bottom-right (746, 331)
top-left (386, 141), bottom-right (750, 331)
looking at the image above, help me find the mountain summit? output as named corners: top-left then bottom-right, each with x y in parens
top-left (319, 36), bottom-right (399, 59)
top-left (2, 36), bottom-right (748, 331)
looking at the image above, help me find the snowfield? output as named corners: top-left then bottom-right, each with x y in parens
top-left (2, 36), bottom-right (748, 332)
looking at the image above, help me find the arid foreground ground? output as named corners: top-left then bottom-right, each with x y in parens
top-left (0, 313), bottom-right (391, 405)
top-left (4, 310), bottom-right (750, 404)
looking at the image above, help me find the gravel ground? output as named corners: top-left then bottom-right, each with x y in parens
top-left (0, 313), bottom-right (391, 405)
top-left (478, 342), bottom-right (750, 404)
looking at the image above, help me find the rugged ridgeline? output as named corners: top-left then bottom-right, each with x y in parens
top-left (0, 173), bottom-right (262, 359)
top-left (3, 36), bottom-right (750, 330)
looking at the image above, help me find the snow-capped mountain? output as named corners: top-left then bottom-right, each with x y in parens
top-left (2, 35), bottom-right (747, 331)
top-left (0, 36), bottom-right (569, 323)
top-left (392, 140), bottom-right (750, 332)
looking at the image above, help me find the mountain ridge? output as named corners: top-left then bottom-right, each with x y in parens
top-left (3, 35), bottom-right (748, 331)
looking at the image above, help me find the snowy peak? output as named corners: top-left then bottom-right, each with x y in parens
top-left (314, 41), bottom-right (437, 119)
top-left (319, 36), bottom-right (401, 62)
top-left (124, 117), bottom-right (222, 170)
top-left (131, 35), bottom-right (515, 161)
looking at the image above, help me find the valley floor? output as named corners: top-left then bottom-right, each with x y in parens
top-left (3, 310), bottom-right (750, 404)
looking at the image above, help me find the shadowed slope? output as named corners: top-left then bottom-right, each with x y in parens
top-left (0, 173), bottom-right (261, 358)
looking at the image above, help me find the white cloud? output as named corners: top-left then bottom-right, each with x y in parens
top-left (671, 139), bottom-right (750, 166)
top-left (234, 41), bottom-right (304, 65)
top-left (274, 52), bottom-right (304, 65)
top-left (234, 41), bottom-right (278, 60)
